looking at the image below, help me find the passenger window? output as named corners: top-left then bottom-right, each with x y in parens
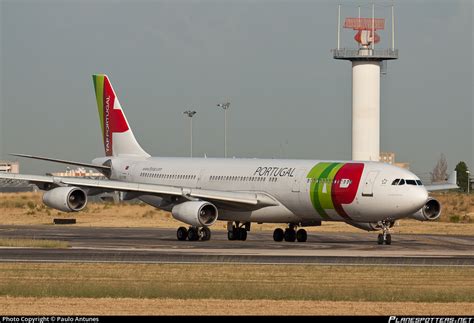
top-left (398, 179), bottom-right (405, 185)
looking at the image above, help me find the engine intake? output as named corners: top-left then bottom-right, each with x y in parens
top-left (171, 201), bottom-right (218, 227)
top-left (410, 198), bottom-right (441, 221)
top-left (43, 187), bottom-right (87, 212)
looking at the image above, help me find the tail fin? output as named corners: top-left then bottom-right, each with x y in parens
top-left (92, 74), bottom-right (149, 158)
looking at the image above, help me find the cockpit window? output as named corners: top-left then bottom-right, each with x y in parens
top-left (406, 179), bottom-right (417, 185)
top-left (416, 180), bottom-right (423, 186)
top-left (398, 179), bottom-right (405, 185)
top-left (392, 179), bottom-right (400, 185)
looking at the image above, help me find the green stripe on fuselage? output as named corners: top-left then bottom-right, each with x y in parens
top-left (307, 162), bottom-right (343, 219)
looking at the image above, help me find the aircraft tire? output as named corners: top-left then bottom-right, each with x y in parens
top-left (238, 228), bottom-right (247, 241)
top-left (377, 234), bottom-right (384, 245)
top-left (177, 227), bottom-right (188, 241)
top-left (188, 227), bottom-right (199, 241)
top-left (200, 227), bottom-right (211, 241)
top-left (228, 229), bottom-right (237, 241)
top-left (273, 228), bottom-right (284, 242)
top-left (284, 228), bottom-right (296, 242)
top-left (296, 229), bottom-right (307, 242)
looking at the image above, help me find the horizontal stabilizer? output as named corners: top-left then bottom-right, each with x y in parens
top-left (10, 153), bottom-right (111, 171)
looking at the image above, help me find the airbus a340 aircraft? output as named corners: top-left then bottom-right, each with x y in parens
top-left (0, 75), bottom-right (457, 245)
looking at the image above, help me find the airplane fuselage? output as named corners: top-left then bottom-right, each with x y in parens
top-left (96, 156), bottom-right (429, 225)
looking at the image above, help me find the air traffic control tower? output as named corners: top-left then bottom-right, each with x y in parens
top-left (332, 4), bottom-right (398, 162)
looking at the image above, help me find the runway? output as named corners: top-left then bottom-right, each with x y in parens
top-left (0, 225), bottom-right (473, 266)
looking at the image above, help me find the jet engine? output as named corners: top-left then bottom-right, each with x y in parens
top-left (43, 187), bottom-right (87, 212)
top-left (171, 201), bottom-right (218, 227)
top-left (410, 198), bottom-right (441, 221)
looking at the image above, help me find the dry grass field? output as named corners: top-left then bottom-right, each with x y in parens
top-left (0, 192), bottom-right (472, 235)
top-left (0, 263), bottom-right (472, 315)
top-left (2, 298), bottom-right (472, 316)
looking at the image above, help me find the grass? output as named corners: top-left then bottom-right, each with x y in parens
top-left (0, 238), bottom-right (69, 248)
top-left (1, 298), bottom-right (472, 315)
top-left (0, 263), bottom-right (472, 302)
top-left (432, 192), bottom-right (474, 223)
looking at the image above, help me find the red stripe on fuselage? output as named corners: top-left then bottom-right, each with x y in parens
top-left (331, 163), bottom-right (364, 219)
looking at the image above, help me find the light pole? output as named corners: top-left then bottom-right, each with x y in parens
top-left (217, 102), bottom-right (230, 158)
top-left (183, 110), bottom-right (196, 157)
top-left (467, 170), bottom-right (470, 194)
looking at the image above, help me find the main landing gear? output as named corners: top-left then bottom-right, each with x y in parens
top-left (273, 224), bottom-right (307, 243)
top-left (177, 226), bottom-right (211, 241)
top-left (377, 221), bottom-right (392, 245)
top-left (227, 221), bottom-right (249, 241)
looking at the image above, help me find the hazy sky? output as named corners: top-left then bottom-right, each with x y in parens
top-left (1, 0), bottom-right (472, 180)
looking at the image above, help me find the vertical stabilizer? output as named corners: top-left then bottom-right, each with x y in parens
top-left (92, 74), bottom-right (149, 158)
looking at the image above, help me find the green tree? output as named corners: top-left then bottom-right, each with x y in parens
top-left (454, 161), bottom-right (469, 192)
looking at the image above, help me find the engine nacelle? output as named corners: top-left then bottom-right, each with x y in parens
top-left (410, 198), bottom-right (441, 221)
top-left (171, 201), bottom-right (218, 227)
top-left (43, 187), bottom-right (87, 212)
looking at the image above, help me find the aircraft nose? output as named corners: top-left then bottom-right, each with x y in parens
top-left (414, 187), bottom-right (429, 209)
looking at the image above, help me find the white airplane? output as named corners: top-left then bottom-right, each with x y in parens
top-left (0, 75), bottom-right (458, 245)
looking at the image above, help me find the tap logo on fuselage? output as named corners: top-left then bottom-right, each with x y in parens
top-left (307, 162), bottom-right (364, 220)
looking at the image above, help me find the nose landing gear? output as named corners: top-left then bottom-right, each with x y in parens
top-left (377, 221), bottom-right (392, 245)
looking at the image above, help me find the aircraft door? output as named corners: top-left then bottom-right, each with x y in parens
top-left (291, 169), bottom-right (307, 193)
top-left (119, 163), bottom-right (133, 181)
top-left (362, 171), bottom-right (379, 197)
top-left (195, 169), bottom-right (205, 189)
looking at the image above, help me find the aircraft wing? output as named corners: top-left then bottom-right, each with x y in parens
top-left (0, 173), bottom-right (278, 209)
top-left (424, 171), bottom-right (458, 191)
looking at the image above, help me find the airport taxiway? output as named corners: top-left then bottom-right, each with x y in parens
top-left (0, 225), bottom-right (472, 266)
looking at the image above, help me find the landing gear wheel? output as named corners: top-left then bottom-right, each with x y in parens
top-left (227, 223), bottom-right (249, 241)
top-left (188, 227), bottom-right (199, 241)
top-left (284, 228), bottom-right (296, 242)
top-left (273, 228), bottom-right (284, 242)
top-left (238, 228), bottom-right (247, 241)
top-left (200, 227), bottom-right (211, 241)
top-left (377, 233), bottom-right (384, 245)
top-left (377, 220), bottom-right (394, 245)
top-left (177, 227), bottom-right (188, 241)
top-left (296, 229), bottom-right (307, 242)
top-left (228, 227), bottom-right (237, 241)
top-left (385, 234), bottom-right (392, 245)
